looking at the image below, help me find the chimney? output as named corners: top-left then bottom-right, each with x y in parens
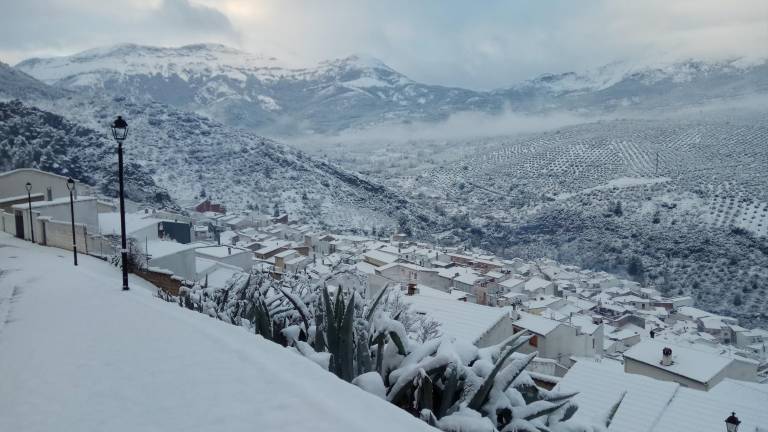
top-left (406, 283), bottom-right (417, 296)
top-left (660, 347), bottom-right (673, 366)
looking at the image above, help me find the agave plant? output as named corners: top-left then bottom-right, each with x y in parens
top-left (180, 270), bottom-right (593, 431)
top-left (380, 330), bottom-right (582, 432)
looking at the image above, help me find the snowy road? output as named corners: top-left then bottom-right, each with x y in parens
top-left (0, 234), bottom-right (435, 432)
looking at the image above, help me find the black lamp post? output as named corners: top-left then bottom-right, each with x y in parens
top-left (66, 178), bottom-right (78, 266)
top-left (725, 412), bottom-right (741, 432)
top-left (111, 116), bottom-right (129, 291)
top-left (25, 182), bottom-right (35, 243)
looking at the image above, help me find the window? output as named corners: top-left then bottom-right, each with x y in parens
top-left (46, 187), bottom-right (52, 201)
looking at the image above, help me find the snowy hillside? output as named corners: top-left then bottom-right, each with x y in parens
top-left (0, 100), bottom-right (173, 206)
top-left (319, 118), bottom-right (768, 328)
top-left (32, 94), bottom-right (443, 233)
top-left (15, 44), bottom-right (768, 136)
top-left (0, 59), bottom-right (443, 233)
top-left (0, 232), bottom-right (437, 432)
top-left (0, 61), bottom-right (66, 101)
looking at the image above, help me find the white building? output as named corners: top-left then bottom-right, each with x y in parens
top-left (555, 360), bottom-right (768, 432)
top-left (623, 339), bottom-right (758, 390)
top-left (512, 312), bottom-right (602, 369)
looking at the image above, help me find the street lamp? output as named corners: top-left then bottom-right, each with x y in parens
top-left (111, 115), bottom-right (129, 291)
top-left (25, 182), bottom-right (34, 243)
top-left (725, 412), bottom-right (741, 432)
top-left (66, 178), bottom-right (78, 266)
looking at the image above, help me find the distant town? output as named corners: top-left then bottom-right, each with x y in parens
top-left (3, 167), bottom-right (766, 401)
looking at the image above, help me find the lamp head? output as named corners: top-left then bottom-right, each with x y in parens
top-left (66, 177), bottom-right (75, 192)
top-left (725, 412), bottom-right (741, 432)
top-left (25, 182), bottom-right (32, 193)
top-left (111, 116), bottom-right (128, 141)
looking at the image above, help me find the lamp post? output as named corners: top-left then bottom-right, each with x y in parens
top-left (725, 412), bottom-right (740, 432)
top-left (66, 178), bottom-right (78, 266)
top-left (111, 116), bottom-right (129, 291)
top-left (25, 182), bottom-right (35, 243)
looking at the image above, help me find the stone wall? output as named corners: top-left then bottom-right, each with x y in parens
top-left (134, 268), bottom-right (184, 296)
top-left (40, 218), bottom-right (89, 252)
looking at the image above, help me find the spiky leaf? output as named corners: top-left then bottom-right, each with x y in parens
top-left (467, 335), bottom-right (531, 411)
top-left (365, 284), bottom-right (389, 321)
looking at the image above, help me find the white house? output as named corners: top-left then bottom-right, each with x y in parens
top-left (0, 168), bottom-right (92, 203)
top-left (522, 277), bottom-right (555, 298)
top-left (623, 339), bottom-right (758, 390)
top-left (555, 360), bottom-right (768, 432)
top-left (512, 312), bottom-right (601, 369)
top-left (400, 286), bottom-right (514, 348)
top-left (195, 245), bottom-right (253, 272)
top-left (146, 240), bottom-right (205, 281)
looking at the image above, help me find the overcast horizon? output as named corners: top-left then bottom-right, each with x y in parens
top-left (3, 0), bottom-right (767, 90)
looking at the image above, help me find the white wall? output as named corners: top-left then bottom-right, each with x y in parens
top-left (0, 169), bottom-right (90, 201)
top-left (34, 199), bottom-right (100, 231)
top-left (195, 248), bottom-right (253, 272)
top-left (150, 249), bottom-right (197, 281)
top-left (476, 315), bottom-right (516, 348)
top-left (624, 358), bottom-right (708, 390)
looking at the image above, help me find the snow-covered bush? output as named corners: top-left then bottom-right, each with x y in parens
top-left (178, 268), bottom-right (599, 431)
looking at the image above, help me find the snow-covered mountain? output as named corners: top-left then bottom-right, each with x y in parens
top-left (16, 43), bottom-right (483, 135)
top-left (0, 61), bottom-right (66, 101)
top-left (0, 64), bottom-right (443, 232)
top-left (497, 58), bottom-right (768, 111)
top-left (15, 43), bottom-right (768, 136)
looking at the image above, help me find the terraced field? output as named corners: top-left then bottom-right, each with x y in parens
top-left (397, 118), bottom-right (768, 327)
top-left (418, 119), bottom-right (768, 210)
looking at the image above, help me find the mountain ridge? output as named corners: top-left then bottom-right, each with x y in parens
top-left (14, 43), bottom-right (768, 136)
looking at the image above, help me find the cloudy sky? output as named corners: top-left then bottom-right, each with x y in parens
top-left (2, 0), bottom-right (767, 89)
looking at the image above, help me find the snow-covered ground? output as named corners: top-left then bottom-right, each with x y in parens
top-left (0, 233), bottom-right (435, 432)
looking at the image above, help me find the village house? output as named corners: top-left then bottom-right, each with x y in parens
top-left (555, 360), bottom-right (768, 432)
top-left (193, 198), bottom-right (226, 214)
top-left (145, 240), bottom-right (206, 281)
top-left (195, 245), bottom-right (253, 272)
top-left (99, 212), bottom-right (192, 244)
top-left (362, 249), bottom-right (399, 267)
top-left (370, 262), bottom-right (445, 289)
top-left (399, 285), bottom-right (514, 347)
top-left (253, 240), bottom-right (291, 260)
top-left (623, 339), bottom-right (759, 391)
top-left (512, 311), bottom-right (601, 370)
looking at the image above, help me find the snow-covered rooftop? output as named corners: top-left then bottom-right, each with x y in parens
top-left (555, 360), bottom-right (679, 432)
top-left (11, 196), bottom-right (95, 209)
top-left (99, 212), bottom-right (164, 236)
top-left (146, 240), bottom-right (202, 259)
top-left (403, 293), bottom-right (508, 344)
top-left (363, 249), bottom-right (398, 265)
top-left (196, 245), bottom-right (250, 258)
top-left (513, 312), bottom-right (563, 336)
top-left (523, 276), bottom-right (552, 292)
top-left (623, 339), bottom-right (733, 384)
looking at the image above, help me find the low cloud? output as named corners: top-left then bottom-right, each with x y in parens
top-left (289, 108), bottom-right (604, 148)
